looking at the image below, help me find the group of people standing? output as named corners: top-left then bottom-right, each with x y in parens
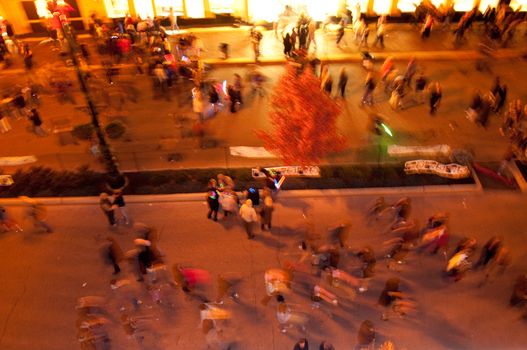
top-left (206, 172), bottom-right (274, 239)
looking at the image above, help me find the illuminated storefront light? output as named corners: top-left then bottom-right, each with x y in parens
top-left (478, 0), bottom-right (499, 10)
top-left (249, 0), bottom-right (282, 22)
top-left (186, 0), bottom-right (205, 17)
top-left (305, 0), bottom-right (340, 21)
top-left (453, 0), bottom-right (476, 11)
top-left (154, 0), bottom-right (184, 17)
top-left (104, 0), bottom-right (129, 18)
top-left (397, 0), bottom-right (420, 12)
top-left (34, 0), bottom-right (52, 17)
top-left (135, 0), bottom-right (155, 18)
top-left (210, 0), bottom-right (235, 13)
top-left (509, 0), bottom-right (527, 10)
top-left (373, 0), bottom-right (392, 14)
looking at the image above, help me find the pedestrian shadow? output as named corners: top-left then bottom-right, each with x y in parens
top-left (217, 217), bottom-right (238, 231)
top-left (278, 197), bottom-right (310, 211)
top-left (269, 226), bottom-right (303, 239)
top-left (416, 310), bottom-right (469, 349)
top-left (253, 234), bottom-right (287, 249)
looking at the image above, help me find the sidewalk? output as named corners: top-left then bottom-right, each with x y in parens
top-left (3, 23), bottom-right (525, 74)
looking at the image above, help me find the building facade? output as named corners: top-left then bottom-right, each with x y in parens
top-left (0, 0), bottom-right (525, 35)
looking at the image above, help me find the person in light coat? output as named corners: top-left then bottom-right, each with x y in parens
top-left (239, 199), bottom-right (258, 239)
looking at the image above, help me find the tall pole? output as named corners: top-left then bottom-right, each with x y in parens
top-left (58, 14), bottom-right (120, 176)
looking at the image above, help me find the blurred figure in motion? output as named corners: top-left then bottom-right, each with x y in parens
top-left (19, 196), bottom-right (53, 233)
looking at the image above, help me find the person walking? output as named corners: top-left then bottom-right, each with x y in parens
top-left (336, 20), bottom-right (347, 48)
top-left (99, 193), bottom-right (116, 227)
top-left (294, 338), bottom-right (309, 350)
top-left (429, 81), bottom-right (442, 115)
top-left (361, 73), bottom-right (376, 106)
top-left (259, 196), bottom-right (274, 231)
top-left (239, 199), bottom-right (258, 239)
top-left (107, 237), bottom-right (124, 275)
top-left (206, 179), bottom-right (220, 221)
top-left (319, 341), bottom-right (335, 350)
top-left (28, 108), bottom-right (46, 136)
top-left (112, 189), bottom-right (130, 225)
top-left (359, 20), bottom-right (369, 48)
top-left (20, 196), bottom-right (53, 233)
top-left (23, 43), bottom-right (33, 70)
top-left (307, 19), bottom-right (317, 50)
top-left (338, 68), bottom-right (348, 98)
top-left (404, 58), bottom-right (417, 87)
top-left (373, 21), bottom-right (385, 48)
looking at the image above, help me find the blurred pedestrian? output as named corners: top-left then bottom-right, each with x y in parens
top-left (429, 81), bottom-right (442, 115)
top-left (259, 196), bottom-right (274, 231)
top-left (361, 73), bottom-right (375, 106)
top-left (107, 237), bottom-right (124, 275)
top-left (283, 33), bottom-right (292, 56)
top-left (28, 108), bottom-right (46, 136)
top-left (20, 196), bottom-right (53, 233)
top-left (336, 20), bottom-right (346, 47)
top-left (357, 320), bottom-right (375, 348)
top-left (239, 199), bottom-right (258, 239)
top-left (99, 192), bottom-right (116, 227)
top-left (219, 189), bottom-right (238, 218)
top-left (294, 338), bottom-right (309, 350)
top-left (319, 341), bottom-right (335, 350)
top-left (112, 189), bottom-right (130, 225)
top-left (0, 205), bottom-right (22, 232)
top-left (23, 43), bottom-right (33, 70)
top-left (373, 20), bottom-right (385, 48)
top-left (206, 179), bottom-right (220, 221)
top-left (338, 68), bottom-right (348, 98)
top-left (404, 58), bottom-right (417, 87)
top-left (307, 19), bottom-right (317, 50)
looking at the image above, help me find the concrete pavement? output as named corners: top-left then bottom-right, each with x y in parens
top-left (0, 191), bottom-right (527, 349)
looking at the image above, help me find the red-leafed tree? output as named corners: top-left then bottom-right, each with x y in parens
top-left (258, 64), bottom-right (345, 165)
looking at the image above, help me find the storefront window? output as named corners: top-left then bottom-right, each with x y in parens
top-left (210, 0), bottom-right (235, 13)
top-left (509, 0), bottom-right (527, 10)
top-left (347, 0), bottom-right (369, 14)
top-left (452, 0), bottom-right (476, 11)
top-left (104, 0), bottom-right (129, 18)
top-left (304, 0), bottom-right (340, 21)
top-left (135, 0), bottom-right (154, 18)
top-left (249, 0), bottom-right (282, 22)
top-left (478, 0), bottom-right (499, 11)
top-left (397, 0), bottom-right (421, 12)
top-left (34, 0), bottom-right (52, 17)
top-left (186, 0), bottom-right (205, 17)
top-left (373, 0), bottom-right (393, 14)
top-left (154, 0), bottom-right (184, 17)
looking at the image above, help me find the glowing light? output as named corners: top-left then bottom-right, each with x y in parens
top-left (509, 0), bottom-right (527, 11)
top-left (453, 0), bottom-right (475, 12)
top-left (104, 0), bottom-right (129, 18)
top-left (305, 0), bottom-right (340, 21)
top-left (397, 0), bottom-right (420, 12)
top-left (135, 0), bottom-right (155, 18)
top-left (155, 0), bottom-right (184, 16)
top-left (186, 0), bottom-right (205, 18)
top-left (478, 0), bottom-right (499, 10)
top-left (381, 123), bottom-right (393, 137)
top-left (34, 0), bottom-right (52, 17)
top-left (373, 0), bottom-right (392, 15)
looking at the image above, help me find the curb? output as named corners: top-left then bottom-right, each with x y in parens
top-left (0, 181), bottom-right (482, 207)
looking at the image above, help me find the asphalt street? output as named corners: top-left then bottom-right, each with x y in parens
top-left (0, 191), bottom-right (526, 349)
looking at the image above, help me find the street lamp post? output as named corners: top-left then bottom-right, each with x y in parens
top-left (58, 14), bottom-right (120, 176)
